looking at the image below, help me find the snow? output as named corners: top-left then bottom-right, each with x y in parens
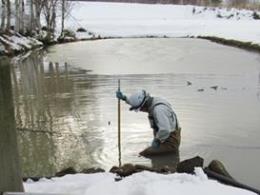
top-left (76, 32), bottom-right (96, 39)
top-left (66, 2), bottom-right (260, 44)
top-left (24, 168), bottom-right (256, 195)
top-left (0, 31), bottom-right (43, 55)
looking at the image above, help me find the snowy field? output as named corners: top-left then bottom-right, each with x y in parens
top-left (24, 168), bottom-right (256, 195)
top-left (67, 1), bottom-right (260, 44)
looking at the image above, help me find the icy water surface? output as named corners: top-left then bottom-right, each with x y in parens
top-left (9, 38), bottom-right (260, 188)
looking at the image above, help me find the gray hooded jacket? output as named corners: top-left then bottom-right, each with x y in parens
top-left (147, 97), bottom-right (179, 142)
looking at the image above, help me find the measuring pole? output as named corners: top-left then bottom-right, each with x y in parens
top-left (118, 79), bottom-right (122, 167)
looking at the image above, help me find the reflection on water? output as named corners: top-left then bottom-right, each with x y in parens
top-left (9, 39), bottom-right (260, 189)
top-left (11, 51), bottom-right (103, 177)
top-left (257, 73), bottom-right (260, 101)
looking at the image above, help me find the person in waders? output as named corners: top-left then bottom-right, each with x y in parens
top-left (116, 89), bottom-right (181, 157)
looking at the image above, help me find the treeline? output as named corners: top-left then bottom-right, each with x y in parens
top-left (0, 0), bottom-right (71, 38)
top-left (72, 0), bottom-right (260, 9)
top-left (71, 0), bottom-right (221, 5)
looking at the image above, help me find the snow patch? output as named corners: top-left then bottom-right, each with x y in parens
top-left (0, 32), bottom-right (43, 55)
top-left (24, 168), bottom-right (256, 195)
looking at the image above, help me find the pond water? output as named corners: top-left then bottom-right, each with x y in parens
top-left (10, 38), bottom-right (260, 188)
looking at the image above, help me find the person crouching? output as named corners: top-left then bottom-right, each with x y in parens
top-left (116, 89), bottom-right (181, 157)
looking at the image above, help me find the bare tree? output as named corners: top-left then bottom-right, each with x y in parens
top-left (34, 0), bottom-right (45, 32)
top-left (0, 0), bottom-right (74, 39)
top-left (6, 0), bottom-right (10, 31)
top-left (29, 0), bottom-right (35, 34)
top-left (61, 0), bottom-right (65, 34)
top-left (60, 0), bottom-right (73, 36)
top-left (1, 0), bottom-right (6, 31)
top-left (43, 0), bottom-right (59, 38)
top-left (15, 0), bottom-right (20, 32)
top-left (51, 2), bottom-right (57, 32)
top-left (14, 0), bottom-right (26, 34)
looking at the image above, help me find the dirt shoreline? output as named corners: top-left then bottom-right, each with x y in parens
top-left (198, 36), bottom-right (260, 53)
top-left (2, 33), bottom-right (260, 59)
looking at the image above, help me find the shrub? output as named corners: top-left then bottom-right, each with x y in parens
top-left (77, 27), bottom-right (87, 32)
top-left (252, 12), bottom-right (260, 20)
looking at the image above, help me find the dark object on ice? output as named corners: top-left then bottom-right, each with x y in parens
top-left (197, 88), bottom-right (204, 92)
top-left (114, 176), bottom-right (123, 182)
top-left (176, 156), bottom-right (204, 174)
top-left (55, 167), bottom-right (77, 177)
top-left (210, 85), bottom-right (218, 90)
top-left (187, 81), bottom-right (192, 86)
top-left (208, 160), bottom-right (233, 179)
top-left (81, 167), bottom-right (105, 174)
top-left (204, 168), bottom-right (260, 195)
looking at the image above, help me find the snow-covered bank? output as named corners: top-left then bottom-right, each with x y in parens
top-left (67, 2), bottom-right (260, 45)
top-left (0, 31), bottom-right (43, 56)
top-left (24, 168), bottom-right (256, 195)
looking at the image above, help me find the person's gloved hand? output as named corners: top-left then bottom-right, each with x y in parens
top-left (151, 138), bottom-right (160, 149)
top-left (116, 90), bottom-right (127, 101)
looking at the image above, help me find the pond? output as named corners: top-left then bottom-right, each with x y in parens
top-left (9, 38), bottom-right (260, 188)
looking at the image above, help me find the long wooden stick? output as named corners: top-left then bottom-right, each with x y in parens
top-left (118, 79), bottom-right (122, 167)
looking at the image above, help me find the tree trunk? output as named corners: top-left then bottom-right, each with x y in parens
top-left (42, 0), bottom-right (59, 41)
top-left (20, 0), bottom-right (25, 34)
top-left (44, 1), bottom-right (51, 31)
top-left (6, 0), bottom-right (11, 31)
top-left (34, 0), bottom-right (42, 32)
top-left (1, 0), bottom-right (6, 31)
top-left (61, 0), bottom-right (65, 36)
top-left (0, 57), bottom-right (24, 193)
top-left (15, 0), bottom-right (20, 32)
top-left (51, 8), bottom-right (56, 33)
top-left (49, 0), bottom-right (57, 33)
top-left (29, 0), bottom-right (35, 34)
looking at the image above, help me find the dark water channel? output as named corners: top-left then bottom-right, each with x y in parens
top-left (8, 38), bottom-right (260, 188)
